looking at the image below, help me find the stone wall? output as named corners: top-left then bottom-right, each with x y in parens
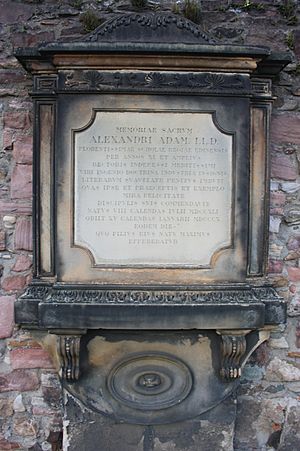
top-left (0, 1), bottom-right (300, 450)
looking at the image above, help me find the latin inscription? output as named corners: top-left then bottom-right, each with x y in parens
top-left (74, 111), bottom-right (232, 266)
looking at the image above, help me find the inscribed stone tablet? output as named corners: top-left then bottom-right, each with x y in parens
top-left (73, 111), bottom-right (232, 266)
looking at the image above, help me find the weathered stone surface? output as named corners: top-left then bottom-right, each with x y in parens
top-left (266, 357), bottom-right (300, 382)
top-left (0, 369), bottom-right (39, 392)
top-left (0, 201), bottom-right (32, 215)
top-left (3, 215), bottom-right (16, 229)
top-left (11, 164), bottom-right (32, 199)
top-left (0, 296), bottom-right (15, 338)
top-left (65, 393), bottom-right (236, 451)
top-left (0, 437), bottom-right (21, 450)
top-left (42, 386), bottom-right (62, 409)
top-left (269, 337), bottom-right (289, 349)
top-left (269, 259), bottom-right (284, 274)
top-left (31, 397), bottom-right (49, 414)
top-left (47, 430), bottom-right (63, 447)
top-left (8, 338), bottom-right (42, 349)
top-left (0, 398), bottom-right (14, 417)
top-left (285, 250), bottom-right (300, 261)
top-left (270, 216), bottom-right (281, 233)
top-left (13, 394), bottom-right (25, 413)
top-left (288, 296), bottom-right (300, 317)
top-left (0, 230), bottom-right (5, 250)
top-left (287, 267), bottom-right (300, 282)
top-left (14, 217), bottom-right (32, 251)
top-left (270, 191), bottom-right (286, 215)
top-left (270, 243), bottom-right (283, 259)
top-left (12, 255), bottom-right (32, 272)
top-left (294, 30), bottom-right (300, 60)
top-left (3, 111), bottom-right (32, 130)
top-left (278, 399), bottom-right (300, 451)
top-left (0, 2), bottom-right (298, 450)
top-left (284, 209), bottom-right (300, 226)
top-left (0, 0), bottom-right (34, 24)
top-left (241, 364), bottom-right (265, 382)
top-left (13, 416), bottom-right (37, 437)
top-left (235, 390), bottom-right (300, 450)
top-left (13, 137), bottom-right (32, 164)
top-left (287, 235), bottom-right (300, 251)
top-left (1, 275), bottom-right (27, 292)
top-left (271, 115), bottom-right (300, 145)
top-left (12, 31), bottom-right (55, 48)
top-left (0, 70), bottom-right (26, 84)
top-left (281, 182), bottom-right (300, 194)
top-left (271, 153), bottom-right (298, 180)
top-left (10, 348), bottom-right (54, 370)
top-left (28, 443), bottom-right (43, 451)
top-left (277, 98), bottom-right (298, 112)
top-left (286, 243), bottom-right (300, 259)
top-left (270, 191), bottom-right (286, 207)
top-left (297, 321), bottom-right (300, 348)
top-left (2, 128), bottom-right (14, 150)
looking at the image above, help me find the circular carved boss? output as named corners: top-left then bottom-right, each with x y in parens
top-left (107, 353), bottom-right (193, 411)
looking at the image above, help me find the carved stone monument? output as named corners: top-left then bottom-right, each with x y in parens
top-left (15, 12), bottom-right (290, 451)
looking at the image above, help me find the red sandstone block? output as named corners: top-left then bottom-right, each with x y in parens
top-left (0, 230), bottom-right (5, 250)
top-left (0, 201), bottom-right (32, 215)
top-left (32, 406), bottom-right (58, 416)
top-left (8, 339), bottom-right (42, 349)
top-left (3, 128), bottom-right (14, 150)
top-left (0, 438), bottom-right (21, 450)
top-left (11, 164), bottom-right (32, 199)
top-left (0, 296), bottom-right (15, 339)
top-left (4, 111), bottom-right (32, 130)
top-left (12, 31), bottom-right (55, 48)
top-left (10, 348), bottom-right (54, 370)
top-left (0, 70), bottom-right (26, 84)
top-left (0, 369), bottom-right (39, 392)
top-left (270, 207), bottom-right (284, 216)
top-left (270, 191), bottom-right (286, 207)
top-left (271, 154), bottom-right (298, 181)
top-left (1, 275), bottom-right (27, 292)
top-left (14, 217), bottom-right (32, 251)
top-left (271, 114), bottom-right (300, 145)
top-left (13, 137), bottom-right (33, 164)
top-left (287, 267), bottom-right (300, 282)
top-left (268, 259), bottom-right (284, 274)
top-left (12, 255), bottom-right (32, 272)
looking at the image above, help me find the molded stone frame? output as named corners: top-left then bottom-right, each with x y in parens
top-left (15, 12), bottom-right (289, 423)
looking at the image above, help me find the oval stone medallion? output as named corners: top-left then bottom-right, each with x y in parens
top-left (107, 353), bottom-right (193, 410)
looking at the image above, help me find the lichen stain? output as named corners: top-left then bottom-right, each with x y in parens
top-left (87, 334), bottom-right (212, 372)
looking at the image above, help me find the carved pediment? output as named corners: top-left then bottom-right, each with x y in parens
top-left (84, 12), bottom-right (215, 44)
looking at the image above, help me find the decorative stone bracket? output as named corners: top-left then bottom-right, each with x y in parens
top-left (18, 284), bottom-right (284, 382)
top-left (54, 328), bottom-right (271, 383)
top-left (218, 329), bottom-right (271, 380)
top-left (55, 331), bottom-right (86, 382)
top-left (218, 331), bottom-right (248, 380)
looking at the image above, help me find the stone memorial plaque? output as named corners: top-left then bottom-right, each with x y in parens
top-left (73, 111), bottom-right (233, 267)
top-left (16, 13), bottom-right (288, 424)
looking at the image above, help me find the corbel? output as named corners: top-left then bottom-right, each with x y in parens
top-left (52, 330), bottom-right (86, 382)
top-left (217, 330), bottom-right (250, 380)
top-left (217, 329), bottom-right (271, 381)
